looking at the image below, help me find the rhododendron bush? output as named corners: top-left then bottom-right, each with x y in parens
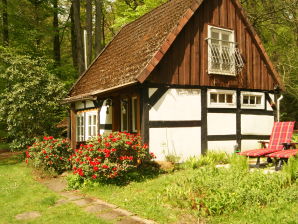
top-left (26, 137), bottom-right (73, 174)
top-left (70, 132), bottom-right (155, 181)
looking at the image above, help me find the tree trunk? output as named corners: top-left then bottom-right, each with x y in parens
top-left (70, 4), bottom-right (78, 70)
top-left (2, 0), bottom-right (9, 46)
top-left (86, 0), bottom-right (92, 66)
top-left (53, 0), bottom-right (61, 66)
top-left (72, 0), bottom-right (85, 75)
top-left (95, 0), bottom-right (103, 55)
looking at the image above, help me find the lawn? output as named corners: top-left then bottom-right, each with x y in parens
top-left (0, 154), bottom-right (110, 224)
top-left (79, 155), bottom-right (298, 224)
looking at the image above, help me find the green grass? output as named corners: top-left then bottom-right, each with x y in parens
top-left (79, 155), bottom-right (298, 224)
top-left (0, 155), bottom-right (110, 224)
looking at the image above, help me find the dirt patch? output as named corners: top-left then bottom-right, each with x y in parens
top-left (0, 150), bottom-right (23, 161)
top-left (15, 211), bottom-right (41, 220)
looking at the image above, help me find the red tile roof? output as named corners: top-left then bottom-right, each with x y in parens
top-left (69, 0), bottom-right (201, 98)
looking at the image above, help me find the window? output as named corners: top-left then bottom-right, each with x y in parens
top-left (87, 111), bottom-right (98, 139)
top-left (132, 97), bottom-right (138, 133)
top-left (76, 110), bottom-right (98, 142)
top-left (76, 113), bottom-right (85, 142)
top-left (241, 92), bottom-right (264, 109)
top-left (207, 26), bottom-right (243, 76)
top-left (121, 99), bottom-right (129, 132)
top-left (208, 89), bottom-right (236, 108)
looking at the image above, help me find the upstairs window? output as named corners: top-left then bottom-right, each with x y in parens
top-left (207, 26), bottom-right (243, 76)
top-left (241, 92), bottom-right (264, 109)
top-left (208, 89), bottom-right (236, 108)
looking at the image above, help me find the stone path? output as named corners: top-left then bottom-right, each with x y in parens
top-left (39, 177), bottom-right (156, 224)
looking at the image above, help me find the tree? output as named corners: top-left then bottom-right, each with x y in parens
top-left (52, 0), bottom-right (61, 65)
top-left (95, 0), bottom-right (103, 55)
top-left (2, 0), bottom-right (9, 46)
top-left (71, 0), bottom-right (85, 75)
top-left (86, 0), bottom-right (92, 66)
top-left (0, 47), bottom-right (66, 150)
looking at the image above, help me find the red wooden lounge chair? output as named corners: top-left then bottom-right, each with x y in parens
top-left (266, 142), bottom-right (298, 170)
top-left (239, 121), bottom-right (295, 167)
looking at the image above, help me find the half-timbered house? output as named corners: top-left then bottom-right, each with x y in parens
top-left (63, 0), bottom-right (283, 161)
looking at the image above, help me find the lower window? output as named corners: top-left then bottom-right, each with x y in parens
top-left (76, 110), bottom-right (98, 142)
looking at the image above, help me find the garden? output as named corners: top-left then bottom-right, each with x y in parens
top-left (1, 131), bottom-right (297, 223)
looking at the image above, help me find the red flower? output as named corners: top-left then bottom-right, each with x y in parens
top-left (112, 167), bottom-right (117, 171)
top-left (43, 136), bottom-right (48, 140)
top-left (92, 175), bottom-right (97, 179)
top-left (125, 141), bottom-right (132, 145)
top-left (102, 165), bottom-right (109, 169)
top-left (105, 142), bottom-right (111, 147)
top-left (111, 148), bottom-right (117, 152)
top-left (93, 166), bottom-right (99, 171)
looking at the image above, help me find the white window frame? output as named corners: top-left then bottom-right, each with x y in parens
top-left (86, 111), bottom-right (98, 139)
top-left (241, 92), bottom-right (265, 109)
top-left (121, 98), bottom-right (129, 132)
top-left (131, 96), bottom-right (138, 133)
top-left (207, 89), bottom-right (236, 108)
top-left (207, 25), bottom-right (236, 76)
top-left (76, 113), bottom-right (85, 142)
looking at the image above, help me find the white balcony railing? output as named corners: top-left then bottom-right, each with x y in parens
top-left (207, 40), bottom-right (244, 76)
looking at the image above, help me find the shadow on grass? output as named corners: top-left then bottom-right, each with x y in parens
top-left (0, 152), bottom-right (25, 166)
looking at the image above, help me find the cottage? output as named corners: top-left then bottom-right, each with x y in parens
top-left (63, 0), bottom-right (283, 161)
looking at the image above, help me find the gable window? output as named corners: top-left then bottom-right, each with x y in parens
top-left (207, 26), bottom-right (243, 76)
top-left (208, 89), bottom-right (236, 108)
top-left (241, 92), bottom-right (264, 109)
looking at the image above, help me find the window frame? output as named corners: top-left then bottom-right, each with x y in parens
top-left (121, 98), bottom-right (129, 132)
top-left (241, 92), bottom-right (265, 109)
top-left (76, 113), bottom-right (85, 142)
top-left (131, 96), bottom-right (138, 133)
top-left (207, 25), bottom-right (236, 76)
top-left (207, 89), bottom-right (237, 108)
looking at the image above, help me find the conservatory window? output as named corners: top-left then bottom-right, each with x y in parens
top-left (207, 26), bottom-right (243, 76)
top-left (76, 113), bottom-right (85, 142)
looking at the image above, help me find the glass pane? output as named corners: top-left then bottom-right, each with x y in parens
top-left (243, 96), bottom-right (249, 104)
top-left (93, 115), bottom-right (96, 125)
top-left (89, 116), bottom-right (91, 125)
top-left (250, 96), bottom-right (255, 104)
top-left (123, 113), bottom-right (128, 131)
top-left (219, 94), bottom-right (225, 103)
top-left (226, 94), bottom-right (233, 103)
top-left (88, 126), bottom-right (91, 137)
top-left (210, 94), bottom-right (217, 103)
top-left (211, 31), bottom-right (220, 44)
top-left (133, 98), bottom-right (137, 131)
top-left (256, 96), bottom-right (262, 105)
top-left (221, 33), bottom-right (230, 46)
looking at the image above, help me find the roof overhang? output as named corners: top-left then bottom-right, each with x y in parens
top-left (61, 81), bottom-right (139, 104)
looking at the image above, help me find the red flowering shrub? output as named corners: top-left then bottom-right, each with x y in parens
top-left (70, 132), bottom-right (155, 182)
top-left (26, 136), bottom-right (73, 174)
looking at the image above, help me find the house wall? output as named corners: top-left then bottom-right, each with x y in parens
top-left (99, 100), bottom-right (113, 135)
top-left (148, 0), bottom-right (279, 91)
top-left (145, 86), bottom-right (275, 159)
top-left (148, 88), bottom-right (202, 161)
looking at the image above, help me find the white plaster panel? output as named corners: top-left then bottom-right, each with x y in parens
top-left (149, 88), bottom-right (158, 98)
top-left (75, 101), bottom-right (84, 110)
top-left (86, 100), bottom-right (95, 108)
top-left (207, 113), bottom-right (236, 135)
top-left (99, 102), bottom-right (112, 135)
top-left (149, 89), bottom-right (201, 121)
top-left (241, 115), bottom-right (274, 135)
top-left (241, 140), bottom-right (264, 152)
top-left (266, 93), bottom-right (274, 111)
top-left (149, 127), bottom-right (201, 161)
top-left (208, 141), bottom-right (237, 154)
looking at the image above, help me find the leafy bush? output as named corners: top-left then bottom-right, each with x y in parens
top-left (183, 151), bottom-right (230, 169)
top-left (26, 136), bottom-right (73, 174)
top-left (70, 132), bottom-right (155, 183)
top-left (166, 166), bottom-right (292, 217)
top-left (282, 157), bottom-right (298, 183)
top-left (0, 47), bottom-right (66, 150)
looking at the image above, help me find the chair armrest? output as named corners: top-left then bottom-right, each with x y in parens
top-left (258, 141), bottom-right (269, 148)
top-left (281, 142), bottom-right (298, 149)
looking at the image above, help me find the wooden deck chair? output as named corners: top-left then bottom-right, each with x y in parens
top-left (238, 121), bottom-right (295, 167)
top-left (266, 142), bottom-right (298, 170)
